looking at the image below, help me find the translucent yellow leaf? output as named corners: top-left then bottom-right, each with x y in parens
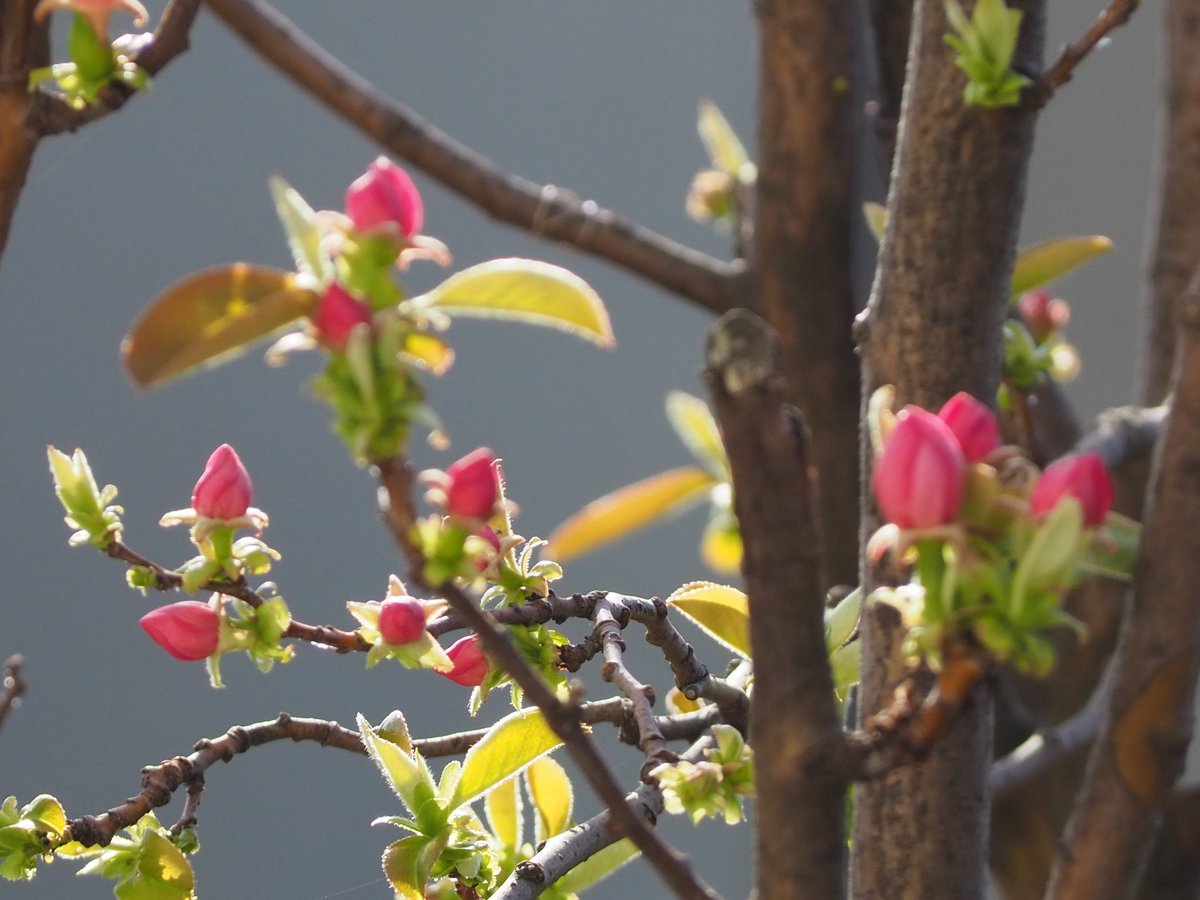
top-left (1010, 235), bottom-right (1113, 298)
top-left (697, 99), bottom-right (751, 176)
top-left (666, 581), bottom-right (751, 658)
top-left (862, 201), bottom-right (887, 242)
top-left (137, 830), bottom-right (194, 894)
top-left (456, 708), bottom-right (562, 809)
top-left (409, 258), bottom-right (614, 348)
top-left (665, 392), bottom-right (728, 478)
top-left (400, 331), bottom-right (455, 375)
top-left (268, 174), bottom-right (333, 284)
top-left (123, 264), bottom-right (318, 388)
top-left (525, 756), bottom-right (573, 842)
top-left (701, 510), bottom-right (743, 575)
top-left (484, 778), bottom-right (521, 850)
top-left (556, 838), bottom-right (640, 894)
top-left (382, 834), bottom-right (442, 900)
top-left (547, 466), bottom-right (717, 561)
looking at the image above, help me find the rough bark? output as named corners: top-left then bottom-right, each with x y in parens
top-left (0, 0), bottom-right (46, 261)
top-left (866, 0), bottom-right (914, 166)
top-left (753, 0), bottom-right (861, 587)
top-left (852, 1), bottom-right (1045, 897)
top-left (704, 310), bottom-right (846, 900)
top-left (1047, 277), bottom-right (1200, 900)
top-left (1139, 0), bottom-right (1200, 403)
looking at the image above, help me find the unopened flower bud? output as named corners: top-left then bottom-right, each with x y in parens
top-left (140, 601), bottom-right (220, 661)
top-left (345, 158), bottom-right (424, 239)
top-left (873, 406), bottom-right (966, 528)
top-left (686, 169), bottom-right (734, 223)
top-left (1018, 290), bottom-right (1071, 343)
top-left (312, 283), bottom-right (371, 350)
top-left (378, 596), bottom-right (427, 645)
top-left (1029, 452), bottom-right (1113, 527)
top-left (444, 448), bottom-right (500, 521)
top-left (937, 392), bottom-right (1000, 463)
top-left (192, 444), bottom-right (253, 520)
top-left (439, 634), bottom-right (489, 687)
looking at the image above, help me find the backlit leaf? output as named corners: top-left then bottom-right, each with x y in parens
top-left (382, 834), bottom-right (442, 900)
top-left (555, 838), bottom-right (640, 894)
top-left (525, 756), bottom-right (573, 842)
top-left (357, 713), bottom-right (427, 813)
top-left (1010, 236), bottom-right (1113, 298)
top-left (268, 174), bottom-right (333, 284)
top-left (665, 392), bottom-right (728, 478)
top-left (134, 830), bottom-right (194, 897)
top-left (697, 99), bottom-right (751, 176)
top-left (1077, 511), bottom-right (1141, 582)
top-left (547, 466), bottom-right (717, 561)
top-left (666, 581), bottom-right (750, 657)
top-left (123, 264), bottom-right (318, 388)
top-left (456, 708), bottom-right (562, 809)
top-left (406, 258), bottom-right (614, 348)
top-left (484, 777), bottom-right (521, 851)
top-left (862, 201), bottom-right (887, 242)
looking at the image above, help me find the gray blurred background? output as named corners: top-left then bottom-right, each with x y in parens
top-left (0, 3), bottom-right (1165, 898)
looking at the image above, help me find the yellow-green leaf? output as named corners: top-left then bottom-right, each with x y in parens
top-left (555, 838), bottom-right (640, 894)
top-left (400, 331), bottom-right (455, 375)
top-left (1010, 235), bottom-right (1113, 298)
top-left (525, 756), bottom-right (573, 842)
top-left (666, 581), bottom-right (750, 657)
top-left (268, 174), bottom-right (333, 284)
top-left (547, 466), bottom-right (717, 562)
top-left (357, 713), bottom-right (427, 813)
top-left (825, 587), bottom-right (862, 652)
top-left (382, 834), bottom-right (442, 900)
top-left (136, 830), bottom-right (194, 896)
top-left (665, 391), bottom-right (728, 478)
top-left (406, 258), bottom-right (614, 348)
top-left (862, 201), bottom-right (887, 242)
top-left (123, 264), bottom-right (319, 388)
top-left (697, 99), bottom-right (751, 176)
top-left (1077, 511), bottom-right (1141, 582)
top-left (484, 777), bottom-right (521, 851)
top-left (455, 708), bottom-right (562, 809)
top-left (701, 500), bottom-right (742, 575)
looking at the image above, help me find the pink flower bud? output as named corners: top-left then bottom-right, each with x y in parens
top-left (1018, 290), bottom-right (1071, 343)
top-left (873, 406), bottom-right (966, 528)
top-left (378, 596), bottom-right (427, 645)
top-left (345, 158), bottom-right (424, 238)
top-left (444, 448), bottom-right (500, 521)
top-left (192, 444), bottom-right (253, 519)
top-left (439, 635), bottom-right (489, 687)
top-left (33, 0), bottom-right (148, 37)
top-left (140, 601), bottom-right (220, 661)
top-left (1029, 452), bottom-right (1113, 527)
top-left (937, 392), bottom-right (1001, 463)
top-left (312, 283), bottom-right (371, 350)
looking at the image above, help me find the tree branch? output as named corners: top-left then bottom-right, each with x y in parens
top-left (0, 653), bottom-right (26, 736)
top-left (866, 0), bottom-right (914, 166)
top-left (854, 0), bottom-right (1046, 895)
top-left (201, 0), bottom-right (738, 315)
top-left (0, 0), bottom-right (49, 261)
top-left (1137, 0), bottom-right (1200, 403)
top-left (1047, 271), bottom-right (1200, 900)
top-left (752, 0), bottom-right (862, 586)
top-left (1031, 0), bottom-right (1142, 101)
top-left (374, 456), bottom-right (722, 900)
top-left (703, 309), bottom-right (846, 899)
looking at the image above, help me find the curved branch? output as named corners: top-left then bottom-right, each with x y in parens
top-left (1048, 270), bottom-right (1200, 899)
top-left (1031, 0), bottom-right (1142, 102)
top-left (202, 0), bottom-right (738, 315)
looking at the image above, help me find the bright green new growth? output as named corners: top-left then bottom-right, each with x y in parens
top-left (943, 0), bottom-right (1031, 107)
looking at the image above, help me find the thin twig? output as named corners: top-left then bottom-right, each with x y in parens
top-left (202, 0), bottom-right (739, 315)
top-left (374, 457), bottom-right (722, 900)
top-left (1030, 0), bottom-right (1142, 103)
top-left (0, 654), bottom-right (27, 736)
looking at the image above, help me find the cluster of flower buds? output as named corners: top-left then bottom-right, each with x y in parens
top-left (869, 387), bottom-right (1117, 673)
top-left (652, 724), bottom-right (755, 825)
top-left (1004, 289), bottom-right (1080, 392)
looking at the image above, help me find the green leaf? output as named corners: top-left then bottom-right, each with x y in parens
top-left (455, 708), bottom-right (563, 809)
top-left (666, 581), bottom-right (751, 658)
top-left (382, 834), bottom-right (441, 900)
top-left (547, 466), bottom-right (717, 561)
top-left (555, 838), bottom-right (640, 895)
top-left (697, 99), bottom-right (751, 176)
top-left (525, 756), bottom-right (573, 842)
top-left (122, 264), bottom-right (319, 388)
top-left (829, 640), bottom-right (861, 700)
top-left (484, 777), bottom-right (521, 851)
top-left (268, 174), bottom-right (334, 285)
top-left (700, 494), bottom-right (742, 575)
top-left (405, 258), bottom-right (615, 348)
top-left (1077, 511), bottom-right (1141, 582)
top-left (120, 830), bottom-right (194, 900)
top-left (1010, 235), bottom-right (1114, 298)
top-left (665, 392), bottom-right (728, 479)
top-left (357, 713), bottom-right (430, 814)
top-left (825, 587), bottom-right (862, 653)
